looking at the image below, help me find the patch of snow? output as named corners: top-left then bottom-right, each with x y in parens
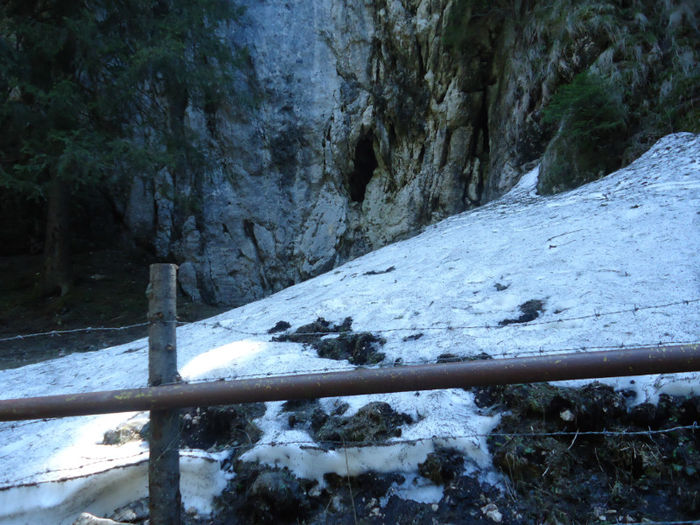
top-left (380, 473), bottom-right (444, 505)
top-left (0, 133), bottom-right (698, 522)
top-left (0, 450), bottom-right (228, 525)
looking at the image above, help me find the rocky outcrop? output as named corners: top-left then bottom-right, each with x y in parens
top-left (125, 0), bottom-right (495, 305)
top-left (121, 0), bottom-right (698, 305)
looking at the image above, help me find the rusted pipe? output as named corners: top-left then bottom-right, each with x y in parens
top-left (0, 343), bottom-right (698, 421)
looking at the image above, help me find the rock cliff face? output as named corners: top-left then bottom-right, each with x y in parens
top-left (125, 0), bottom-right (490, 305)
top-left (120, 0), bottom-right (698, 305)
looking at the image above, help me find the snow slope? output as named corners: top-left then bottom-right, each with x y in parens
top-left (0, 133), bottom-right (698, 524)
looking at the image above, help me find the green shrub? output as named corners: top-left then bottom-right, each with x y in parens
top-left (542, 71), bottom-right (627, 142)
top-left (538, 71), bottom-right (629, 194)
top-left (662, 73), bottom-right (700, 134)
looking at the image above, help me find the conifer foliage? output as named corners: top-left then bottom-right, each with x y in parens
top-left (542, 71), bottom-right (627, 142)
top-left (0, 0), bottom-right (242, 294)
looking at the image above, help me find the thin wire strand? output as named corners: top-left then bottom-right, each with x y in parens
top-left (0, 322), bottom-right (150, 343)
top-left (0, 298), bottom-right (696, 344)
top-left (241, 423), bottom-right (698, 451)
top-left (203, 298), bottom-right (700, 338)
top-left (0, 423), bottom-right (695, 489)
top-left (0, 299), bottom-right (696, 513)
top-left (176, 339), bottom-right (700, 385)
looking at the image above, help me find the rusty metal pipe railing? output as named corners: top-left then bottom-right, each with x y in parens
top-left (0, 343), bottom-right (698, 421)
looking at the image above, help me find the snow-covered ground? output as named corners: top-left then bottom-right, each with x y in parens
top-left (0, 133), bottom-right (698, 524)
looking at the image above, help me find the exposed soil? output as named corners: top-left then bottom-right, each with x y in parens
top-left (0, 249), bottom-right (228, 370)
top-left (311, 400), bottom-right (412, 447)
top-left (180, 403), bottom-right (267, 452)
top-left (194, 383), bottom-right (698, 525)
top-left (485, 383), bottom-right (700, 524)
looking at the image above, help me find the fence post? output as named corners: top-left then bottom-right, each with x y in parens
top-left (147, 263), bottom-right (181, 525)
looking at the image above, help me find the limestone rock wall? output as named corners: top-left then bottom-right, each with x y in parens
top-left (118, 0), bottom-right (604, 305)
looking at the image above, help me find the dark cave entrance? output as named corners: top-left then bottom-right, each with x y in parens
top-left (348, 133), bottom-right (378, 203)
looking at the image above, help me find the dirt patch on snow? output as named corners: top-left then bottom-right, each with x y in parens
top-left (498, 299), bottom-right (545, 326)
top-left (272, 317), bottom-right (386, 365)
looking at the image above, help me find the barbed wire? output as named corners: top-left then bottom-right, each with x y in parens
top-left (175, 339), bottom-right (700, 385)
top-left (482, 339), bottom-right (700, 359)
top-left (203, 298), bottom-right (700, 338)
top-left (0, 322), bottom-right (150, 343)
top-left (234, 423), bottom-right (698, 452)
top-left (0, 294), bottom-right (697, 518)
top-left (0, 298), bottom-right (696, 345)
top-left (0, 452), bottom-right (151, 489)
top-left (0, 423), bottom-right (695, 490)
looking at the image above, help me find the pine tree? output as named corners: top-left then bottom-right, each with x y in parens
top-left (0, 0), bottom-right (243, 295)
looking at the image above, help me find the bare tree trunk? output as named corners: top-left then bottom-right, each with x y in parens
top-left (42, 175), bottom-right (72, 296)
